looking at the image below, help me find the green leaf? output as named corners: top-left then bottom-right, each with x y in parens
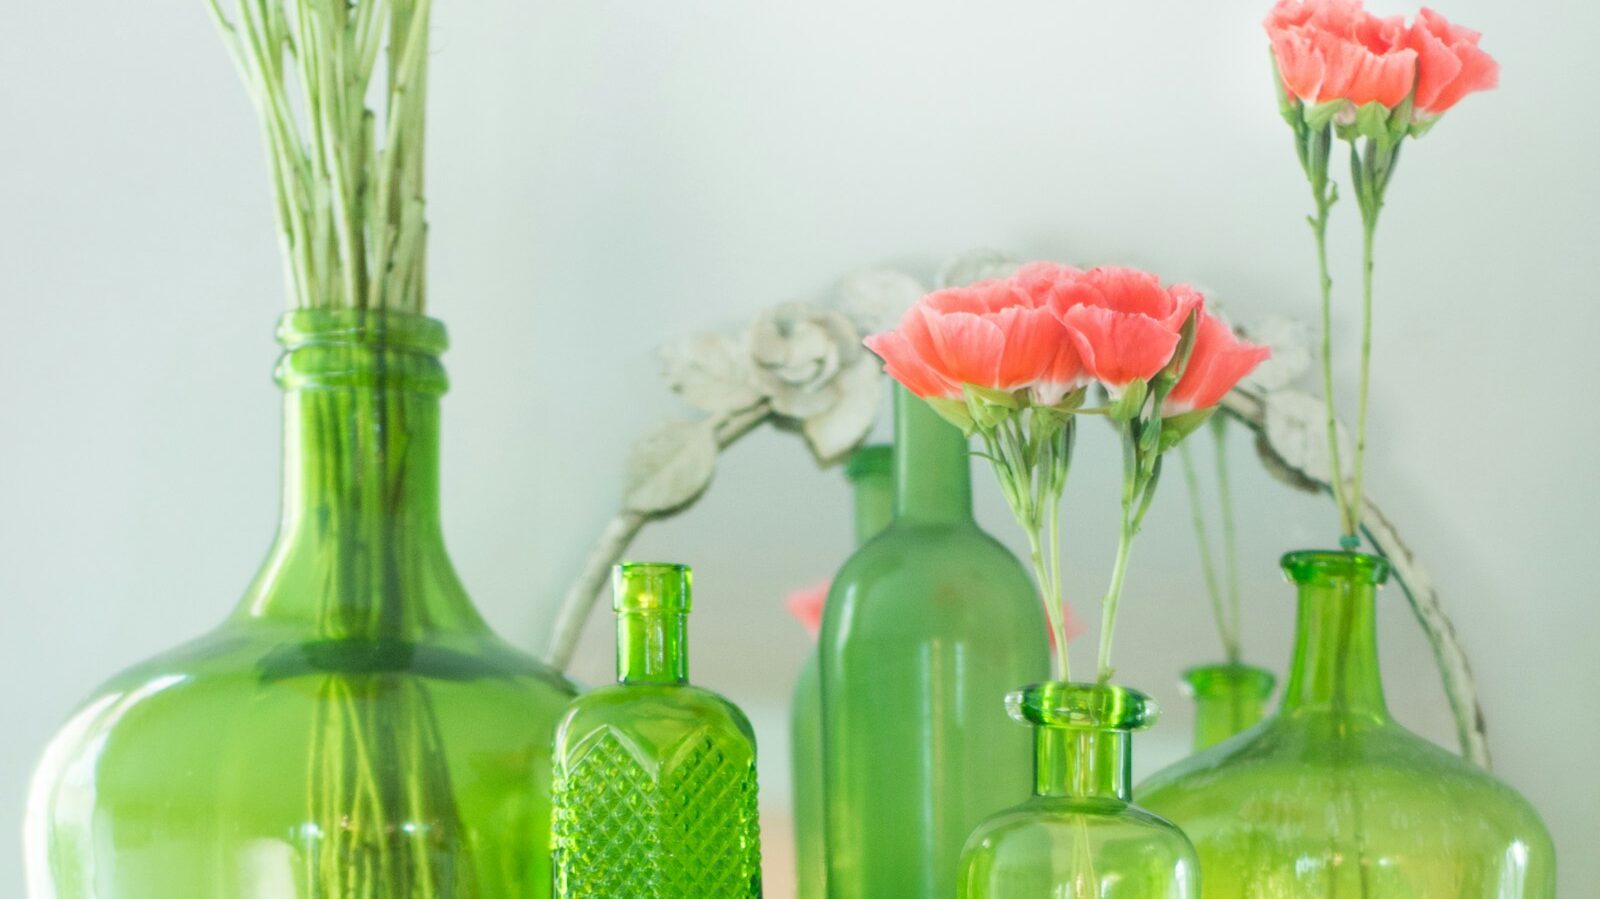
top-left (1304, 100), bottom-right (1347, 131)
top-left (926, 397), bottom-right (977, 435)
top-left (963, 383), bottom-right (1023, 409)
top-left (1388, 92), bottom-right (1416, 144)
top-left (1349, 101), bottom-right (1392, 145)
top-left (1158, 408), bottom-right (1217, 452)
top-left (1109, 380), bottom-right (1149, 422)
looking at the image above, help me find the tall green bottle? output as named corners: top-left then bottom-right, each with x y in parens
top-left (551, 563), bottom-right (763, 897)
top-left (1139, 551), bottom-right (1555, 897)
top-left (792, 445), bottom-right (893, 899)
top-left (819, 387), bottom-right (1050, 898)
top-left (1180, 662), bottom-right (1275, 752)
top-left (25, 310), bottom-right (577, 898)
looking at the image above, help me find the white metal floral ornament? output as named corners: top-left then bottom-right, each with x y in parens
top-left (545, 249), bottom-right (1491, 768)
top-left (542, 270), bottom-right (925, 668)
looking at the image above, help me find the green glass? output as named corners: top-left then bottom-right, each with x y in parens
top-left (819, 386), bottom-right (1050, 899)
top-left (957, 683), bottom-right (1198, 898)
top-left (25, 310), bottom-right (577, 898)
top-left (551, 563), bottom-right (762, 897)
top-left (792, 445), bottom-right (893, 899)
top-left (1181, 663), bottom-right (1275, 752)
top-left (1139, 551), bottom-right (1555, 897)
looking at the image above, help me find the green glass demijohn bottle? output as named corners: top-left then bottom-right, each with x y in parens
top-left (1138, 551), bottom-right (1556, 897)
top-left (819, 386), bottom-right (1050, 899)
top-left (791, 445), bottom-right (893, 899)
top-left (956, 683), bottom-right (1198, 898)
top-left (1180, 662), bottom-right (1275, 752)
top-left (25, 310), bottom-right (578, 898)
top-left (551, 563), bottom-right (763, 898)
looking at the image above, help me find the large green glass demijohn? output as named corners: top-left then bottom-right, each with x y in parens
top-left (551, 563), bottom-right (763, 898)
top-left (1138, 551), bottom-right (1556, 897)
top-left (791, 445), bottom-right (893, 899)
top-left (819, 386), bottom-right (1050, 899)
top-left (26, 311), bottom-right (578, 898)
top-left (957, 683), bottom-right (1197, 898)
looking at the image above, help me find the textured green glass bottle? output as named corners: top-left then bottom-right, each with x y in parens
top-left (792, 445), bottom-right (893, 899)
top-left (819, 386), bottom-right (1050, 899)
top-left (1181, 663), bottom-right (1275, 752)
top-left (957, 683), bottom-right (1198, 898)
top-left (25, 310), bottom-right (577, 898)
top-left (551, 563), bottom-right (763, 898)
top-left (1139, 551), bottom-right (1555, 897)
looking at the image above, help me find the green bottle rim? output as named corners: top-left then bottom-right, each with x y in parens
top-left (1180, 662), bottom-right (1277, 700)
top-left (1005, 681), bottom-right (1159, 732)
top-left (277, 309), bottom-right (449, 353)
top-left (613, 562), bottom-right (693, 613)
top-left (1280, 550), bottom-right (1390, 588)
top-left (845, 444), bottom-right (892, 481)
top-left (275, 309), bottom-right (450, 394)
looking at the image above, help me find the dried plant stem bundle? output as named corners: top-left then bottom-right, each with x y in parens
top-left (208, 0), bottom-right (432, 312)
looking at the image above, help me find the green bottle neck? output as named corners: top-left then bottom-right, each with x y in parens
top-left (1183, 663), bottom-right (1275, 751)
top-left (237, 311), bottom-right (487, 640)
top-left (1032, 726), bottom-right (1132, 802)
top-left (846, 445), bottom-right (894, 544)
top-left (617, 611), bottom-right (689, 685)
top-left (891, 387), bottom-right (972, 524)
top-left (1279, 552), bottom-right (1390, 720)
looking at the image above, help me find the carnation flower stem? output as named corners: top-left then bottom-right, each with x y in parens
top-left (1178, 440), bottom-right (1238, 663)
top-left (1311, 182), bottom-right (1357, 542)
top-left (1212, 417), bottom-right (1244, 659)
top-left (1351, 198), bottom-right (1381, 551)
top-left (1097, 420), bottom-right (1159, 684)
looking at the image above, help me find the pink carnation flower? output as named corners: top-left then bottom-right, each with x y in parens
top-left (1042, 267), bottom-right (1202, 394)
top-left (1265, 0), bottom-right (1417, 109)
top-left (863, 278), bottom-right (1089, 405)
top-left (1404, 7), bottom-right (1498, 118)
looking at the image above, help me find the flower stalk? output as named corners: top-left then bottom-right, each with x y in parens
top-left (1268, 0), bottom-right (1497, 549)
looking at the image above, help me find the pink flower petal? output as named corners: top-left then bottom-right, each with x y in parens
top-left (1164, 313), bottom-right (1272, 414)
top-left (920, 308), bottom-right (1007, 389)
top-left (1062, 305), bottom-right (1182, 390)
top-left (863, 331), bottom-right (960, 399)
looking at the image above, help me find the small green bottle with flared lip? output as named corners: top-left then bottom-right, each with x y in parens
top-left (551, 563), bottom-right (763, 898)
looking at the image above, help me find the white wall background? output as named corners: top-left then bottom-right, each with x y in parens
top-left (2, 0), bottom-right (1596, 895)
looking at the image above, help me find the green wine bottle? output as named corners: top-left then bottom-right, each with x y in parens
top-left (792, 445), bottom-right (893, 899)
top-left (819, 386), bottom-right (1050, 898)
top-left (551, 563), bottom-right (763, 897)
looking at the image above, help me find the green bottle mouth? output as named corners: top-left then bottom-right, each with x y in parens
top-left (1181, 663), bottom-right (1277, 701)
top-left (1280, 550), bottom-right (1390, 588)
top-left (613, 562), bottom-right (693, 613)
top-left (275, 309), bottom-right (450, 394)
top-left (1006, 681), bottom-right (1159, 732)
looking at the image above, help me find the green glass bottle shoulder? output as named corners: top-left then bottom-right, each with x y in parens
top-left (27, 311), bottom-right (577, 899)
top-left (959, 800), bottom-right (1196, 898)
top-left (1139, 551), bottom-right (1554, 898)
